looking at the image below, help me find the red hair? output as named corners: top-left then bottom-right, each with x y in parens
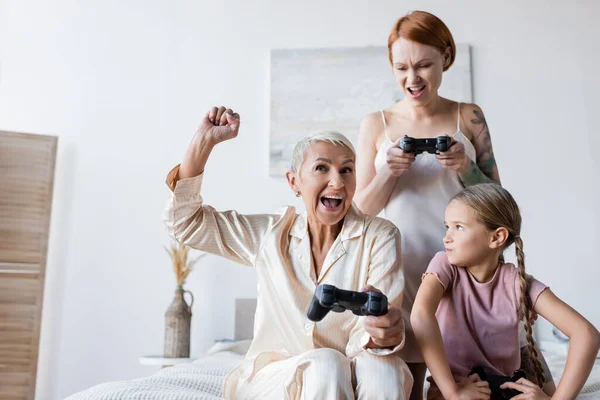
top-left (388, 11), bottom-right (456, 71)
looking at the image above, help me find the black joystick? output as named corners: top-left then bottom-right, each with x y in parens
top-left (469, 366), bottom-right (527, 400)
top-left (307, 284), bottom-right (388, 322)
top-left (399, 135), bottom-right (451, 155)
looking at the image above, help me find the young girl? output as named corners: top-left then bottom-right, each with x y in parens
top-left (411, 183), bottom-right (600, 400)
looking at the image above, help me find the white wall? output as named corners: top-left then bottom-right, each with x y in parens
top-left (0, 1), bottom-right (598, 398)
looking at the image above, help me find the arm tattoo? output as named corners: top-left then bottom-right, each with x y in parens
top-left (458, 108), bottom-right (501, 187)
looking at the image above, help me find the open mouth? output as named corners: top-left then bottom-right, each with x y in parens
top-left (407, 85), bottom-right (426, 97)
top-left (320, 195), bottom-right (344, 211)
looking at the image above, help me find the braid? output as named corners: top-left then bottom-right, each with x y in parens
top-left (515, 237), bottom-right (545, 386)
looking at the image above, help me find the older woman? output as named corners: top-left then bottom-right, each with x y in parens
top-left (164, 106), bottom-right (413, 399)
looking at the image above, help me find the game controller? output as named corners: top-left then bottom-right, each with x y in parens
top-left (469, 366), bottom-right (527, 400)
top-left (399, 135), bottom-right (452, 154)
top-left (306, 284), bottom-right (388, 322)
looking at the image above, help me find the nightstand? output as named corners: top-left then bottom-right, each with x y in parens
top-left (138, 355), bottom-right (197, 368)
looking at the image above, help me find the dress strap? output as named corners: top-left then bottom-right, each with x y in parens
top-left (380, 110), bottom-right (392, 142)
top-left (456, 102), bottom-right (461, 132)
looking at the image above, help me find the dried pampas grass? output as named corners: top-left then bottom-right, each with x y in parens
top-left (165, 241), bottom-right (206, 286)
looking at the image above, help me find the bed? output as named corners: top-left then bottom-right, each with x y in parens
top-left (65, 340), bottom-right (249, 400)
top-left (66, 299), bottom-right (600, 399)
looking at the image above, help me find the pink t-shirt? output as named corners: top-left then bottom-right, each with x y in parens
top-left (425, 251), bottom-right (548, 383)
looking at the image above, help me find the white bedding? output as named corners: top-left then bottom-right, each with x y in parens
top-left (65, 341), bottom-right (249, 400)
top-left (544, 351), bottom-right (600, 398)
top-left (66, 342), bottom-right (600, 400)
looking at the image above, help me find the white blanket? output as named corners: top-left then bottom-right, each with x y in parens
top-left (544, 351), bottom-right (600, 399)
top-left (66, 341), bottom-right (600, 399)
top-left (65, 341), bottom-right (249, 400)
